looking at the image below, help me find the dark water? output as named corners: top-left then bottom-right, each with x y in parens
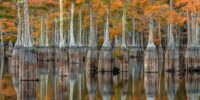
top-left (0, 47), bottom-right (199, 100)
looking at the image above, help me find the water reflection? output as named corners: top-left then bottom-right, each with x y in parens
top-left (185, 48), bottom-right (200, 71)
top-left (165, 72), bottom-right (179, 100)
top-left (165, 48), bottom-right (179, 71)
top-left (0, 47), bottom-right (199, 100)
top-left (185, 73), bottom-right (200, 100)
top-left (98, 73), bottom-right (113, 100)
top-left (86, 72), bottom-right (97, 100)
top-left (144, 73), bottom-right (159, 100)
top-left (98, 48), bottom-right (112, 72)
top-left (19, 48), bottom-right (38, 100)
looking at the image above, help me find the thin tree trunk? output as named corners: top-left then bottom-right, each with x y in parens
top-left (39, 16), bottom-right (44, 47)
top-left (132, 17), bottom-right (136, 46)
top-left (187, 6), bottom-right (191, 48)
top-left (45, 15), bottom-right (49, 47)
top-left (24, 0), bottom-right (32, 47)
top-left (168, 0), bottom-right (175, 48)
top-left (102, 0), bottom-right (111, 48)
top-left (15, 3), bottom-right (22, 47)
top-left (69, 0), bottom-right (75, 47)
top-left (122, 0), bottom-right (127, 48)
top-left (158, 23), bottom-right (162, 47)
top-left (59, 0), bottom-right (66, 47)
top-left (147, 13), bottom-right (155, 48)
top-left (52, 18), bottom-right (57, 46)
top-left (78, 10), bottom-right (82, 47)
top-left (89, 0), bottom-right (96, 47)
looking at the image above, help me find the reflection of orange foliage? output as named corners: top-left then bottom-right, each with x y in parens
top-left (0, 74), bottom-right (16, 99)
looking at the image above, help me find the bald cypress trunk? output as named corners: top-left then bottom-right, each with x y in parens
top-left (89, 0), bottom-right (96, 47)
top-left (121, 1), bottom-right (127, 48)
top-left (59, 0), bottom-right (66, 47)
top-left (158, 23), bottom-right (162, 47)
top-left (102, 0), bottom-right (111, 48)
top-left (15, 3), bottom-right (22, 47)
top-left (168, 0), bottom-right (175, 48)
top-left (0, 33), bottom-right (3, 46)
top-left (69, 0), bottom-right (76, 47)
top-left (187, 6), bottom-right (191, 48)
top-left (45, 15), bottom-right (49, 47)
top-left (132, 18), bottom-right (136, 47)
top-left (78, 10), bottom-right (82, 47)
top-left (24, 0), bottom-right (32, 47)
top-left (39, 16), bottom-right (44, 47)
top-left (147, 13), bottom-right (155, 48)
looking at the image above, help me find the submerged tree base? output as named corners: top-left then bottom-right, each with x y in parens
top-left (144, 47), bottom-right (158, 73)
top-left (165, 48), bottom-right (180, 72)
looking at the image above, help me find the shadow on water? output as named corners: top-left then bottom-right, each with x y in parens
top-left (0, 47), bottom-right (200, 100)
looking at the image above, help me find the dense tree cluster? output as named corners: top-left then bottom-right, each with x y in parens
top-left (0, 0), bottom-right (199, 47)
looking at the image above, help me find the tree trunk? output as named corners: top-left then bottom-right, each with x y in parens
top-left (168, 0), bottom-right (175, 48)
top-left (59, 0), bottom-right (66, 47)
top-left (0, 33), bottom-right (3, 46)
top-left (78, 10), bottom-right (82, 47)
top-left (15, 3), bottom-right (22, 47)
top-left (45, 15), bottom-right (49, 47)
top-left (132, 17), bottom-right (136, 46)
top-left (24, 0), bottom-right (32, 47)
top-left (187, 6), bottom-right (191, 48)
top-left (122, 1), bottom-right (127, 48)
top-left (158, 23), bottom-right (162, 47)
top-left (39, 16), bottom-right (44, 47)
top-left (102, 0), bottom-right (111, 48)
top-left (147, 13), bottom-right (155, 48)
top-left (69, 0), bottom-right (75, 47)
top-left (89, 0), bottom-right (96, 47)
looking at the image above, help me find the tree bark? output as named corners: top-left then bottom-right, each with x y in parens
top-left (59, 0), bottom-right (66, 47)
top-left (69, 0), bottom-right (75, 47)
top-left (24, 0), bottom-right (32, 47)
top-left (15, 3), bottom-right (22, 47)
top-left (89, 0), bottom-right (96, 47)
top-left (102, 0), bottom-right (111, 48)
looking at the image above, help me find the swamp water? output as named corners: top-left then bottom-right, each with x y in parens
top-left (0, 47), bottom-right (199, 100)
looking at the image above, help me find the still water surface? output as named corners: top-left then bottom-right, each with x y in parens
top-left (0, 47), bottom-right (199, 100)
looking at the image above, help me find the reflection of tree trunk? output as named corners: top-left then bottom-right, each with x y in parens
top-left (98, 73), bottom-right (113, 100)
top-left (86, 72), bottom-right (97, 100)
top-left (144, 73), bottom-right (159, 100)
top-left (19, 48), bottom-right (37, 99)
top-left (185, 73), bottom-right (200, 100)
top-left (119, 72), bottom-right (128, 100)
top-left (98, 49), bottom-right (112, 72)
top-left (165, 73), bottom-right (179, 100)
